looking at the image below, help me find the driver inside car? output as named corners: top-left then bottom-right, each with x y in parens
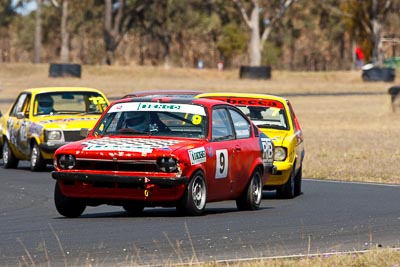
top-left (124, 112), bottom-right (151, 132)
top-left (37, 94), bottom-right (54, 114)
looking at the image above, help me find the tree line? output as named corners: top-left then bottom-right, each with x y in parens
top-left (1, 0), bottom-right (399, 71)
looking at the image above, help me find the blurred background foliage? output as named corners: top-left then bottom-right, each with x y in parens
top-left (1, 0), bottom-right (399, 70)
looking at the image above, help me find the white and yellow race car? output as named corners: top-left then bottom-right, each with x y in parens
top-left (0, 87), bottom-right (109, 171)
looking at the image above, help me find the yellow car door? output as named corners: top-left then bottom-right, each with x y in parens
top-left (5, 92), bottom-right (31, 160)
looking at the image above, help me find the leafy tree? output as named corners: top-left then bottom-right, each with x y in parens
top-left (217, 23), bottom-right (247, 66)
top-left (232, 0), bottom-right (297, 66)
top-left (342, 0), bottom-right (395, 65)
top-left (103, 0), bottom-right (151, 65)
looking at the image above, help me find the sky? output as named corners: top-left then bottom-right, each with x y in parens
top-left (13, 0), bottom-right (38, 15)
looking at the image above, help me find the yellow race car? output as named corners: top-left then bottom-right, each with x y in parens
top-left (0, 87), bottom-right (109, 171)
top-left (196, 93), bottom-right (305, 198)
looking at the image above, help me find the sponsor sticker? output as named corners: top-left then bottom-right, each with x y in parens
top-left (83, 144), bottom-right (153, 153)
top-left (188, 147), bottom-right (206, 165)
top-left (108, 102), bottom-right (206, 115)
top-left (206, 97), bottom-right (284, 109)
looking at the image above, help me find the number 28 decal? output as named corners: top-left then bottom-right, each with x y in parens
top-left (261, 138), bottom-right (273, 161)
top-left (215, 149), bottom-right (228, 179)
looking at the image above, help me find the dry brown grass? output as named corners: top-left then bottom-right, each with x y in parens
top-left (203, 248), bottom-right (400, 267)
top-left (1, 63), bottom-right (399, 184)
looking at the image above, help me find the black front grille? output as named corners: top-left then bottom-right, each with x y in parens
top-left (63, 131), bottom-right (83, 142)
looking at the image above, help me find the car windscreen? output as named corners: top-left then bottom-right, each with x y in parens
top-left (34, 92), bottom-right (108, 116)
top-left (94, 102), bottom-right (207, 138)
top-left (236, 102), bottom-right (289, 130)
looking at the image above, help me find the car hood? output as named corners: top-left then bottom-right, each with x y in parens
top-left (260, 130), bottom-right (287, 146)
top-left (58, 136), bottom-right (206, 160)
top-left (31, 114), bottom-right (100, 130)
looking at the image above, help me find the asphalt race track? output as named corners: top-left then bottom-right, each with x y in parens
top-left (0, 161), bottom-right (399, 266)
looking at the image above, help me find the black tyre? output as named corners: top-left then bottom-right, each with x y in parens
top-left (54, 182), bottom-right (86, 218)
top-left (123, 203), bottom-right (145, 215)
top-left (276, 166), bottom-right (295, 199)
top-left (2, 139), bottom-right (19, 169)
top-left (30, 142), bottom-right (47, 171)
top-left (236, 168), bottom-right (262, 211)
top-left (294, 166), bottom-right (302, 197)
top-left (177, 171), bottom-right (207, 216)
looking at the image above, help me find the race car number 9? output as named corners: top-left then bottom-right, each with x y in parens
top-left (215, 149), bottom-right (228, 179)
top-left (192, 115), bottom-right (202, 125)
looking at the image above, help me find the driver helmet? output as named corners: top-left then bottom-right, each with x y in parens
top-left (249, 107), bottom-right (264, 120)
top-left (125, 112), bottom-right (150, 131)
top-left (37, 94), bottom-right (54, 114)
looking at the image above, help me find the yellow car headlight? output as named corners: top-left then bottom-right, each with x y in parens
top-left (46, 130), bottom-right (62, 141)
top-left (274, 147), bottom-right (287, 161)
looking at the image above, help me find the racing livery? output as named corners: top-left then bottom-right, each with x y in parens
top-left (0, 87), bottom-right (109, 171)
top-left (51, 97), bottom-right (274, 217)
top-left (196, 93), bottom-right (305, 198)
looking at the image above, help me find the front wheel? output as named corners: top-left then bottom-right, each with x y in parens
top-left (177, 171), bottom-right (207, 216)
top-left (276, 166), bottom-right (295, 199)
top-left (236, 168), bottom-right (263, 211)
top-left (294, 166), bottom-right (302, 197)
top-left (2, 140), bottom-right (19, 169)
top-left (54, 182), bottom-right (86, 218)
top-left (30, 142), bottom-right (47, 171)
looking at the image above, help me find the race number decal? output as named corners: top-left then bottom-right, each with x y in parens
top-left (191, 115), bottom-right (202, 125)
top-left (19, 121), bottom-right (27, 142)
top-left (261, 137), bottom-right (273, 162)
top-left (215, 149), bottom-right (228, 179)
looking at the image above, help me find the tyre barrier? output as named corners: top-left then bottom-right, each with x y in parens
top-left (49, 63), bottom-right (82, 78)
top-left (388, 86), bottom-right (400, 112)
top-left (239, 66), bottom-right (271, 80)
top-left (362, 67), bottom-right (395, 82)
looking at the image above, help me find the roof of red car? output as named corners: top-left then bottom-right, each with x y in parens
top-left (122, 90), bottom-right (203, 99)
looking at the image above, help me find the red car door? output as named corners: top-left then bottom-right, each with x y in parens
top-left (226, 108), bottom-right (257, 196)
top-left (205, 107), bottom-right (236, 201)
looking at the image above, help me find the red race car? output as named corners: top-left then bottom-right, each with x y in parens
top-left (52, 97), bottom-right (275, 217)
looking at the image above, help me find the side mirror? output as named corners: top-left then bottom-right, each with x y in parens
top-left (80, 128), bottom-right (90, 138)
top-left (16, 112), bottom-right (25, 119)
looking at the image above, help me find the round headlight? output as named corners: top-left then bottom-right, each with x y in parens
top-left (157, 157), bottom-right (177, 173)
top-left (274, 147), bottom-right (287, 161)
top-left (47, 130), bottom-right (62, 141)
top-left (59, 154), bottom-right (76, 169)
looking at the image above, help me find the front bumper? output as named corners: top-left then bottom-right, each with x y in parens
top-left (265, 161), bottom-right (292, 186)
top-left (52, 171), bottom-right (188, 186)
top-left (39, 142), bottom-right (68, 153)
top-left (53, 171), bottom-right (189, 203)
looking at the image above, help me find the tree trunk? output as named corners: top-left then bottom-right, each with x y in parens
top-left (249, 4), bottom-right (261, 66)
top-left (60, 0), bottom-right (69, 63)
top-left (103, 0), bottom-right (124, 65)
top-left (34, 0), bottom-right (42, 64)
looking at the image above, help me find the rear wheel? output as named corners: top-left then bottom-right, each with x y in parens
top-left (30, 142), bottom-right (47, 171)
top-left (177, 171), bottom-right (207, 216)
top-left (236, 168), bottom-right (262, 211)
top-left (2, 140), bottom-right (19, 169)
top-left (276, 166), bottom-right (295, 199)
top-left (54, 182), bottom-right (86, 218)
